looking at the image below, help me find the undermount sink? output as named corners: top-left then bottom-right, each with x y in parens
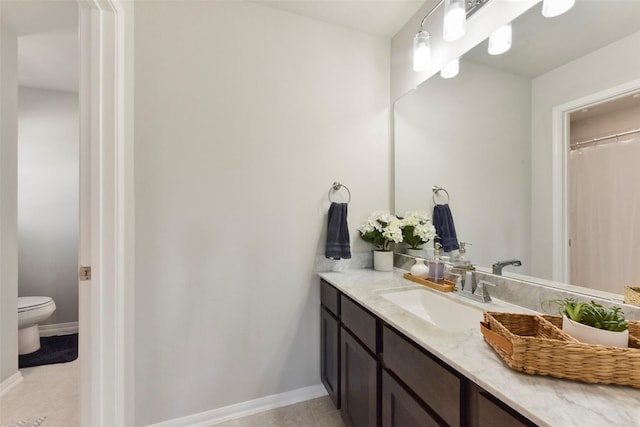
top-left (380, 288), bottom-right (483, 332)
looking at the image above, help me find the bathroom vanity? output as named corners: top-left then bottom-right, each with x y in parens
top-left (318, 269), bottom-right (640, 427)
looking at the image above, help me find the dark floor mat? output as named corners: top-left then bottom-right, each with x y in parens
top-left (19, 333), bottom-right (78, 368)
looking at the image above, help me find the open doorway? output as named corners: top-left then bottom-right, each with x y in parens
top-left (3, 1), bottom-right (130, 424)
top-left (1, 2), bottom-right (81, 425)
top-left (567, 91), bottom-right (640, 294)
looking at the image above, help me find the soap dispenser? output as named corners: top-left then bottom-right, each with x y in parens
top-left (453, 242), bottom-right (474, 269)
top-left (428, 243), bottom-right (445, 283)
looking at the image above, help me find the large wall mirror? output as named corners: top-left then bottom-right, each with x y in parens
top-left (394, 0), bottom-right (640, 300)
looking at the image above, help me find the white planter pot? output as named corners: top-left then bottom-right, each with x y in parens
top-left (562, 316), bottom-right (629, 348)
top-left (373, 250), bottom-right (394, 272)
top-left (406, 248), bottom-right (425, 258)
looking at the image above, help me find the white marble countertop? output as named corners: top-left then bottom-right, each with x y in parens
top-left (318, 268), bottom-right (640, 427)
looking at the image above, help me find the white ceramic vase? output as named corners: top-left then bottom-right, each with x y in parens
top-left (562, 316), bottom-right (629, 348)
top-left (410, 258), bottom-right (429, 278)
top-left (373, 250), bottom-right (394, 272)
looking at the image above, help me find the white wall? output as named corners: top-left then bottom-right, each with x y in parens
top-left (133, 1), bottom-right (390, 425)
top-left (395, 60), bottom-right (531, 271)
top-left (531, 31), bottom-right (640, 280)
top-left (0, 13), bottom-right (19, 385)
top-left (17, 87), bottom-right (78, 324)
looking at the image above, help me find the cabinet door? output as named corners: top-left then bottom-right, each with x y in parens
top-left (321, 306), bottom-right (340, 408)
top-left (341, 327), bottom-right (378, 427)
top-left (477, 391), bottom-right (536, 427)
top-left (382, 371), bottom-right (439, 427)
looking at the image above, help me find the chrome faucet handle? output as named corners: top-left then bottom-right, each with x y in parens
top-left (463, 271), bottom-right (475, 293)
top-left (474, 280), bottom-right (496, 302)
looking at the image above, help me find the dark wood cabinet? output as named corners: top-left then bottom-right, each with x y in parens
top-left (320, 279), bottom-right (341, 408)
top-left (476, 390), bottom-right (536, 427)
top-left (341, 295), bottom-right (378, 354)
top-left (341, 327), bottom-right (379, 427)
top-left (383, 325), bottom-right (463, 427)
top-left (382, 371), bottom-right (440, 427)
top-left (319, 280), bottom-right (536, 427)
top-left (321, 279), bottom-right (340, 316)
top-left (321, 306), bottom-right (340, 408)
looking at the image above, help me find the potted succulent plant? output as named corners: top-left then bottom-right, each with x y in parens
top-left (551, 298), bottom-right (629, 348)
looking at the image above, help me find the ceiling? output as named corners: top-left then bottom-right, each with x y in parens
top-left (1, 0), bottom-right (78, 93)
top-left (464, 0), bottom-right (640, 79)
top-left (1, 0), bottom-right (425, 93)
top-left (250, 0), bottom-right (427, 38)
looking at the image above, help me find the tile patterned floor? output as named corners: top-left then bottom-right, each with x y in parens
top-left (213, 396), bottom-right (344, 427)
top-left (0, 359), bottom-right (79, 427)
top-left (1, 359), bottom-right (343, 427)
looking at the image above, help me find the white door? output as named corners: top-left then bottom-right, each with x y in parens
top-left (77, 4), bottom-right (93, 426)
top-left (78, 1), bottom-right (132, 425)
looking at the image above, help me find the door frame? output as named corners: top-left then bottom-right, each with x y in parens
top-left (78, 0), bottom-right (133, 425)
top-left (550, 78), bottom-right (640, 283)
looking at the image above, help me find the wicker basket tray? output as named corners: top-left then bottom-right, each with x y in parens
top-left (480, 312), bottom-right (640, 388)
top-left (625, 286), bottom-right (640, 307)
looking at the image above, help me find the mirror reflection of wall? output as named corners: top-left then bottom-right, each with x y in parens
top-left (568, 94), bottom-right (640, 294)
top-left (394, 1), bottom-right (640, 297)
top-left (394, 59), bottom-right (531, 273)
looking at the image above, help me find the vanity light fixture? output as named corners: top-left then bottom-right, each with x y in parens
top-left (413, 30), bottom-right (431, 72)
top-left (413, 0), bottom-right (490, 73)
top-left (412, 0), bottom-right (444, 72)
top-left (440, 58), bottom-right (459, 78)
top-left (488, 23), bottom-right (512, 55)
top-left (443, 0), bottom-right (466, 41)
top-left (542, 0), bottom-right (575, 18)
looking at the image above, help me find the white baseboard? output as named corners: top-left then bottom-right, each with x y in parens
top-left (0, 371), bottom-right (23, 397)
top-left (146, 384), bottom-right (328, 427)
top-left (39, 321), bottom-right (78, 337)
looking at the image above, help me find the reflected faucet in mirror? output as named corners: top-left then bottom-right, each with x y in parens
top-left (492, 259), bottom-right (522, 275)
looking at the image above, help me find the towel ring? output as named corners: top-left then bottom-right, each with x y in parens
top-left (432, 186), bottom-right (450, 205)
top-left (328, 182), bottom-right (351, 204)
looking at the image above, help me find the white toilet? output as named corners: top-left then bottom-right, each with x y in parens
top-left (18, 296), bottom-right (56, 355)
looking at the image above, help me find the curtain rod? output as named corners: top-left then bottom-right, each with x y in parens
top-left (570, 128), bottom-right (640, 150)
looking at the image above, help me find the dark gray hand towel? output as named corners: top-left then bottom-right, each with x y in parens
top-left (433, 204), bottom-right (460, 252)
top-left (326, 202), bottom-right (351, 260)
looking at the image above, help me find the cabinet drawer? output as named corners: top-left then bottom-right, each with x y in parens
top-left (477, 392), bottom-right (535, 427)
top-left (321, 280), bottom-right (340, 317)
top-left (341, 295), bottom-right (378, 354)
top-left (383, 325), bottom-right (462, 427)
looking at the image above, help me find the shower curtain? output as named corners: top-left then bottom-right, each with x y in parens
top-left (569, 136), bottom-right (640, 294)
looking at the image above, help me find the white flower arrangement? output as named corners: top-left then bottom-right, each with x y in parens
top-left (400, 211), bottom-right (437, 249)
top-left (359, 210), bottom-right (403, 251)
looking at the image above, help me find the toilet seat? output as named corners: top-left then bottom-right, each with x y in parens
top-left (18, 296), bottom-right (54, 313)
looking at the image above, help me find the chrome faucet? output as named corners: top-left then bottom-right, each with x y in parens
top-left (492, 259), bottom-right (522, 275)
top-left (450, 269), bottom-right (496, 303)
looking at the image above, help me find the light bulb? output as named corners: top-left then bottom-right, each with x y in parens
top-left (440, 58), bottom-right (459, 79)
top-left (413, 31), bottom-right (431, 72)
top-left (488, 23), bottom-right (512, 55)
top-left (443, 0), bottom-right (466, 42)
top-left (542, 0), bottom-right (575, 17)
